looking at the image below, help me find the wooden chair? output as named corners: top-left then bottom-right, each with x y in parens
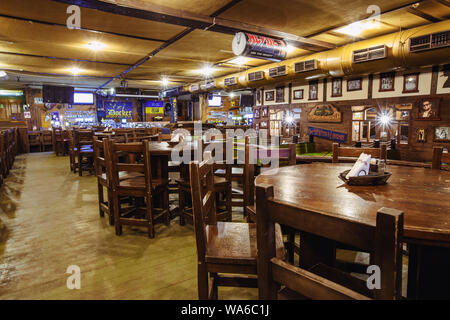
top-left (41, 130), bottom-right (53, 152)
top-left (108, 140), bottom-right (170, 238)
top-left (28, 131), bottom-right (42, 153)
top-left (256, 184), bottom-right (404, 300)
top-left (332, 143), bottom-right (387, 164)
top-left (189, 153), bottom-right (285, 299)
top-left (52, 128), bottom-right (67, 156)
top-left (0, 131), bottom-right (6, 179)
top-left (94, 137), bottom-right (114, 225)
top-left (432, 146), bottom-right (450, 170)
top-left (74, 129), bottom-right (95, 176)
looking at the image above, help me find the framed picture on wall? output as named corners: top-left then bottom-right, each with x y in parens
top-left (254, 108), bottom-right (260, 119)
top-left (403, 73), bottom-right (419, 93)
top-left (293, 89), bottom-right (304, 100)
top-left (265, 90), bottom-right (274, 102)
top-left (262, 107), bottom-right (268, 117)
top-left (379, 72), bottom-right (395, 92)
top-left (416, 98), bottom-right (440, 120)
top-left (347, 78), bottom-right (362, 91)
top-left (434, 127), bottom-right (450, 142)
top-left (331, 78), bottom-right (343, 97)
top-left (260, 121), bottom-right (268, 128)
top-left (256, 89), bottom-right (262, 104)
top-left (309, 81), bottom-right (318, 100)
top-left (276, 87), bottom-right (285, 103)
top-left (416, 128), bottom-right (427, 142)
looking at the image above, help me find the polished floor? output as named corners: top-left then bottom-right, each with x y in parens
top-left (0, 152), bottom-right (257, 299)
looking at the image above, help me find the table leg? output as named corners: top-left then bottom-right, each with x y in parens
top-left (407, 243), bottom-right (450, 299)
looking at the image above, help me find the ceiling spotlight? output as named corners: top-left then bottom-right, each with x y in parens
top-left (86, 41), bottom-right (106, 51)
top-left (0, 70), bottom-right (7, 78)
top-left (229, 92), bottom-right (235, 98)
top-left (161, 77), bottom-right (169, 86)
top-left (200, 65), bottom-right (214, 77)
top-left (69, 67), bottom-right (81, 75)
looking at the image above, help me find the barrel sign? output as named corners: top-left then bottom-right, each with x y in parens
top-left (232, 32), bottom-right (287, 62)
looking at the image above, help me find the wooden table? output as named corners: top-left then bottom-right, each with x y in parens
top-left (255, 163), bottom-right (450, 299)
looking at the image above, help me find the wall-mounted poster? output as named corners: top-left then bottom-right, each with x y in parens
top-left (309, 81), bottom-right (318, 100)
top-left (276, 87), bottom-right (285, 103)
top-left (434, 127), bottom-right (450, 142)
top-left (254, 108), bottom-right (260, 119)
top-left (417, 128), bottom-right (427, 142)
top-left (416, 98), bottom-right (440, 120)
top-left (265, 91), bottom-right (274, 101)
top-left (293, 89), bottom-right (304, 100)
top-left (262, 107), bottom-right (268, 117)
top-left (403, 73), bottom-right (419, 93)
top-left (331, 78), bottom-right (342, 97)
top-left (443, 64), bottom-right (450, 88)
top-left (380, 72), bottom-right (395, 91)
top-left (307, 104), bottom-right (342, 123)
top-left (347, 78), bottom-right (362, 91)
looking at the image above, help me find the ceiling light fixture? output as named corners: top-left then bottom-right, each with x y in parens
top-left (0, 71), bottom-right (7, 78)
top-left (285, 44), bottom-right (295, 54)
top-left (199, 65), bottom-right (214, 77)
top-left (335, 20), bottom-right (379, 37)
top-left (69, 67), bottom-right (81, 76)
top-left (86, 41), bottom-right (106, 51)
top-left (161, 77), bottom-right (169, 87)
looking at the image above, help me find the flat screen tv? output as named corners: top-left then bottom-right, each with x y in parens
top-left (240, 94), bottom-right (254, 107)
top-left (73, 92), bottom-right (94, 105)
top-left (43, 85), bottom-right (74, 104)
top-left (208, 95), bottom-right (222, 107)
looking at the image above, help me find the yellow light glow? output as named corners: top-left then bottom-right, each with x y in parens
top-left (86, 41), bottom-right (106, 51)
top-left (69, 67), bottom-right (81, 75)
top-left (335, 20), bottom-right (379, 37)
top-left (228, 56), bottom-right (249, 66)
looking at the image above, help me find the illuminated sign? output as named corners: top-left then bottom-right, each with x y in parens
top-left (103, 101), bottom-right (133, 119)
top-left (308, 127), bottom-right (347, 143)
top-left (232, 32), bottom-right (287, 62)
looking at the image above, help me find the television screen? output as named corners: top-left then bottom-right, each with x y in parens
top-left (208, 95), bottom-right (222, 107)
top-left (43, 85), bottom-right (74, 104)
top-left (240, 94), bottom-right (254, 108)
top-left (74, 92), bottom-right (94, 105)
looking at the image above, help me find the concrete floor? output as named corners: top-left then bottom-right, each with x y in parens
top-left (0, 152), bottom-right (257, 299)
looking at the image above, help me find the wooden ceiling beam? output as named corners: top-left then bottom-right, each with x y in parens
top-left (433, 0), bottom-right (450, 8)
top-left (405, 7), bottom-right (443, 22)
top-left (51, 0), bottom-right (335, 51)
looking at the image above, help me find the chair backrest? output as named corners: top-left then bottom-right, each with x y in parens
top-left (432, 146), bottom-right (450, 170)
top-left (158, 133), bottom-right (172, 142)
top-left (332, 143), bottom-right (387, 164)
top-left (108, 140), bottom-right (151, 192)
top-left (256, 184), bottom-right (404, 300)
top-left (189, 153), bottom-right (217, 264)
top-left (28, 131), bottom-right (41, 145)
top-left (41, 131), bottom-right (53, 145)
top-left (93, 137), bottom-right (107, 181)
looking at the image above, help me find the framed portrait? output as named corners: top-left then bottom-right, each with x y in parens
top-left (309, 80), bottom-right (318, 100)
top-left (416, 98), bottom-right (440, 120)
top-left (331, 78), bottom-right (343, 97)
top-left (256, 89), bottom-right (261, 104)
top-left (262, 107), bottom-right (268, 117)
top-left (260, 121), bottom-right (268, 128)
top-left (434, 127), bottom-right (450, 142)
top-left (254, 108), bottom-right (260, 119)
top-left (276, 87), bottom-right (285, 103)
top-left (293, 89), bottom-right (304, 100)
top-left (347, 78), bottom-right (362, 91)
top-left (403, 73), bottom-right (419, 93)
top-left (265, 90), bottom-right (274, 102)
top-left (379, 72), bottom-right (395, 92)
top-left (416, 128), bottom-right (427, 142)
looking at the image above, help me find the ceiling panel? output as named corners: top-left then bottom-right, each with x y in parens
top-left (0, 17), bottom-right (162, 65)
top-left (218, 0), bottom-right (421, 37)
top-left (0, 0), bottom-right (185, 41)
